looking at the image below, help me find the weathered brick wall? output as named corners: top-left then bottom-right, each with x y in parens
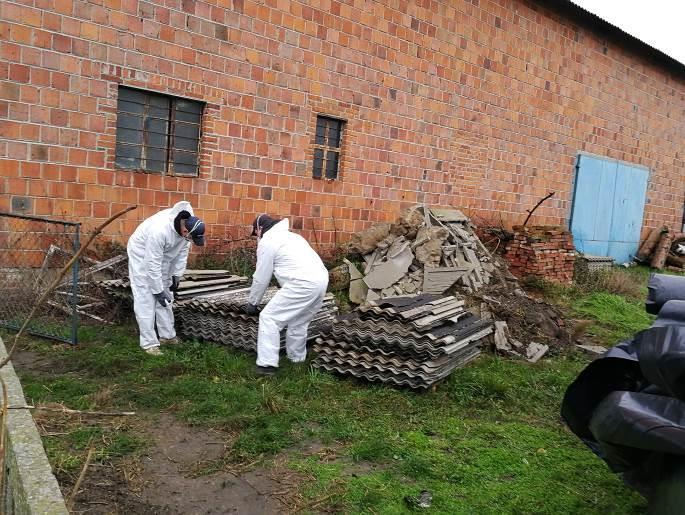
top-left (1, 0), bottom-right (684, 252)
top-left (504, 225), bottom-right (575, 284)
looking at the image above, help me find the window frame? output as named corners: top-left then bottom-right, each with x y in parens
top-left (312, 115), bottom-right (345, 180)
top-left (114, 86), bottom-right (204, 177)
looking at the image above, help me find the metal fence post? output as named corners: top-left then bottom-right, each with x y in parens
top-left (70, 223), bottom-right (81, 345)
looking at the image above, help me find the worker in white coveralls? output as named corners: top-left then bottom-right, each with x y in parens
top-left (127, 201), bottom-right (205, 356)
top-left (245, 214), bottom-right (329, 376)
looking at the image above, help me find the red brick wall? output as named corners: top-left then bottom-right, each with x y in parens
top-left (504, 225), bottom-right (575, 284)
top-left (1, 0), bottom-right (684, 252)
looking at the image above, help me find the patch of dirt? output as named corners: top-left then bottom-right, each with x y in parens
top-left (283, 438), bottom-right (384, 479)
top-left (13, 347), bottom-right (302, 514)
top-left (135, 414), bottom-right (289, 514)
top-left (10, 347), bottom-right (70, 375)
top-left (50, 413), bottom-right (298, 515)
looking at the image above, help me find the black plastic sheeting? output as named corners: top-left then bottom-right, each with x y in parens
top-left (561, 273), bottom-right (685, 512)
top-left (646, 273), bottom-right (685, 314)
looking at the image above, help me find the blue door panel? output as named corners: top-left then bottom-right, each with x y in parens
top-left (583, 240), bottom-right (611, 256)
top-left (592, 159), bottom-right (617, 242)
top-left (610, 164), bottom-right (648, 246)
top-left (607, 242), bottom-right (637, 265)
top-left (570, 155), bottom-right (648, 264)
top-left (570, 156), bottom-right (604, 253)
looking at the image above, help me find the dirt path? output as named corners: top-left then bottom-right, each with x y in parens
top-left (12, 348), bottom-right (294, 514)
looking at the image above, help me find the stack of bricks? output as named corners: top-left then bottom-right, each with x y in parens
top-left (504, 226), bottom-right (576, 284)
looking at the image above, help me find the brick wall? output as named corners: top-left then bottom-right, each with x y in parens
top-left (1, 0), bottom-right (684, 252)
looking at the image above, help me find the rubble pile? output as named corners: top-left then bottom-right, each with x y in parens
top-left (478, 290), bottom-right (569, 360)
top-left (97, 269), bottom-right (250, 301)
top-left (312, 294), bottom-right (493, 389)
top-left (42, 250), bottom-right (129, 325)
top-left (503, 225), bottom-right (575, 284)
top-left (175, 287), bottom-right (338, 352)
top-left (347, 206), bottom-right (498, 302)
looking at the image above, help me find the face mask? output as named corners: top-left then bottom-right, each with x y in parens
top-left (184, 218), bottom-right (203, 242)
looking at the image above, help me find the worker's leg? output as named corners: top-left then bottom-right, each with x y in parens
top-left (256, 283), bottom-right (315, 367)
top-left (285, 286), bottom-right (326, 363)
top-left (129, 280), bottom-right (160, 350)
top-left (156, 288), bottom-right (176, 340)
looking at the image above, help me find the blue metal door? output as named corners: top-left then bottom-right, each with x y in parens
top-left (570, 155), bottom-right (648, 264)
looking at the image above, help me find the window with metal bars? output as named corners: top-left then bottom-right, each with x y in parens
top-left (115, 87), bottom-right (203, 177)
top-left (312, 115), bottom-right (344, 180)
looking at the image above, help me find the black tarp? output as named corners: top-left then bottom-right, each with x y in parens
top-left (561, 274), bottom-right (685, 513)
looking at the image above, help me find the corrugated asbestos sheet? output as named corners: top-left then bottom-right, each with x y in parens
top-left (97, 270), bottom-right (250, 300)
top-left (313, 294), bottom-right (493, 389)
top-left (175, 287), bottom-right (338, 352)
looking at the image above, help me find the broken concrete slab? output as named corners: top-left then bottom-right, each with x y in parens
top-left (431, 208), bottom-right (468, 223)
top-left (494, 321), bottom-right (511, 353)
top-left (345, 259), bottom-right (368, 305)
top-left (390, 207), bottom-right (425, 240)
top-left (526, 342), bottom-right (549, 363)
top-left (349, 223), bottom-right (392, 254)
top-left (366, 289), bottom-right (381, 302)
top-left (479, 303), bottom-right (492, 321)
top-left (414, 227), bottom-right (449, 267)
top-left (423, 267), bottom-right (470, 294)
top-left (363, 245), bottom-right (414, 290)
top-left (576, 344), bottom-right (608, 356)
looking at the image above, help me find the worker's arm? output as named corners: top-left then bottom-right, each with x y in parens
top-left (144, 230), bottom-right (166, 294)
top-left (248, 241), bottom-right (275, 306)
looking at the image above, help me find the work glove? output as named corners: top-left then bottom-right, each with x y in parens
top-left (154, 291), bottom-right (173, 307)
top-left (244, 303), bottom-right (259, 316)
top-left (170, 275), bottom-right (181, 292)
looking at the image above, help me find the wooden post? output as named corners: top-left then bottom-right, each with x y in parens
top-left (636, 225), bottom-right (668, 262)
top-left (650, 231), bottom-right (674, 270)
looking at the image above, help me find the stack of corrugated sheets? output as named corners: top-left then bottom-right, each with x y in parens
top-left (97, 269), bottom-right (250, 300)
top-left (175, 287), bottom-right (338, 352)
top-left (313, 294), bottom-right (493, 389)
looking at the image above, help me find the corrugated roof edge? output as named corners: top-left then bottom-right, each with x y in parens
top-left (537, 0), bottom-right (685, 77)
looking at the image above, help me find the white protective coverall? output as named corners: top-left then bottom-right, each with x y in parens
top-left (248, 219), bottom-right (329, 367)
top-left (127, 201), bottom-right (193, 349)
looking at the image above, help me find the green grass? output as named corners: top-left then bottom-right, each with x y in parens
top-left (6, 264), bottom-right (664, 512)
top-left (572, 292), bottom-right (655, 345)
top-left (11, 326), bottom-right (645, 513)
top-left (526, 266), bottom-right (658, 346)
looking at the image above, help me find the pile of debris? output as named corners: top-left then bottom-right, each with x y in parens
top-left (175, 287), bottom-right (338, 352)
top-left (478, 289), bottom-right (570, 360)
top-left (345, 206), bottom-right (498, 303)
top-left (636, 227), bottom-right (685, 271)
top-left (97, 269), bottom-right (249, 301)
top-left (312, 294), bottom-right (493, 389)
top-left (37, 247), bottom-right (129, 325)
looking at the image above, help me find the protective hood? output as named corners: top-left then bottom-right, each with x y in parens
top-left (251, 214), bottom-right (281, 237)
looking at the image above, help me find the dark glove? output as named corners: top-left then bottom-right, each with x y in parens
top-left (245, 303), bottom-right (259, 316)
top-left (154, 291), bottom-right (172, 307)
top-left (170, 276), bottom-right (181, 292)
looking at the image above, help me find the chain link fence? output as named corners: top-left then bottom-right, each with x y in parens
top-left (0, 213), bottom-right (133, 344)
top-left (0, 213), bottom-right (81, 343)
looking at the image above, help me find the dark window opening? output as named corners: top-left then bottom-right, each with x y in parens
top-left (312, 115), bottom-right (344, 180)
top-left (115, 87), bottom-right (203, 177)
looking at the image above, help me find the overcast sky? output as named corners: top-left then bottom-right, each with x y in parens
top-left (569, 0), bottom-right (685, 64)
